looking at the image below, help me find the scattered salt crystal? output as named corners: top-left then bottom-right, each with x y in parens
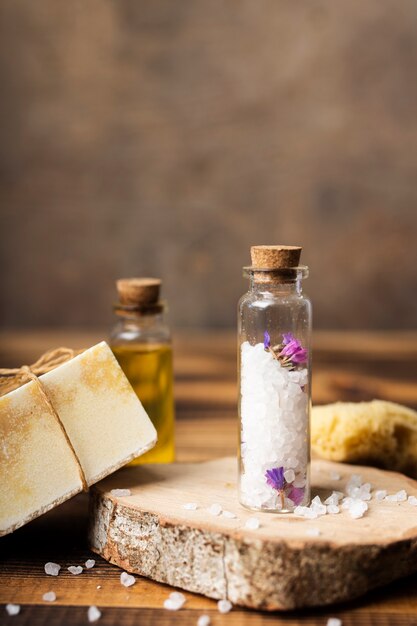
top-left (197, 614), bottom-right (211, 626)
top-left (327, 505), bottom-right (340, 515)
top-left (68, 566), bottom-right (83, 575)
top-left (222, 510), bottom-right (237, 519)
top-left (217, 599), bottom-right (233, 613)
top-left (182, 503), bottom-right (198, 510)
top-left (385, 490), bottom-right (407, 503)
top-left (294, 505), bottom-right (309, 516)
top-left (330, 472), bottom-right (341, 481)
top-left (311, 496), bottom-right (327, 516)
top-left (88, 605), bottom-right (102, 622)
top-left (348, 500), bottom-right (368, 519)
top-left (324, 493), bottom-right (340, 506)
top-left (283, 469), bottom-right (295, 483)
top-left (120, 572), bottom-right (136, 587)
top-left (306, 528), bottom-right (321, 537)
top-left (304, 508), bottom-right (319, 520)
top-left (5, 604), bottom-right (20, 616)
top-left (327, 619), bottom-right (342, 626)
top-left (110, 489), bottom-right (131, 497)
top-left (164, 591), bottom-right (186, 610)
top-left (97, 585), bottom-right (102, 590)
top-left (85, 559), bottom-right (95, 569)
top-left (375, 490), bottom-right (387, 501)
top-left (44, 562), bottom-right (61, 576)
top-left (207, 503), bottom-right (222, 516)
top-left (245, 517), bottom-right (260, 530)
top-left (42, 591), bottom-right (56, 602)
top-left (408, 495), bottom-right (417, 506)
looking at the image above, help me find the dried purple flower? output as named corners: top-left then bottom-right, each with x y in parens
top-left (286, 486), bottom-right (305, 506)
top-left (279, 336), bottom-right (308, 365)
top-left (263, 331), bottom-right (271, 350)
top-left (265, 466), bottom-right (285, 490)
top-left (282, 332), bottom-right (294, 346)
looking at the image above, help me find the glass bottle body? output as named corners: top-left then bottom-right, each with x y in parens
top-left (110, 312), bottom-right (175, 464)
top-left (238, 269), bottom-right (312, 512)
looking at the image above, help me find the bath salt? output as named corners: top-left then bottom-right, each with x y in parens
top-left (217, 599), bottom-right (233, 613)
top-left (327, 619), bottom-right (342, 626)
top-left (386, 490), bottom-right (407, 503)
top-left (85, 559), bottom-right (95, 569)
top-left (88, 606), bottom-right (101, 622)
top-left (44, 562), bottom-right (61, 576)
top-left (311, 496), bottom-right (327, 516)
top-left (327, 504), bottom-right (340, 515)
top-left (207, 503), bottom-right (222, 516)
top-left (120, 572), bottom-right (136, 587)
top-left (348, 500), bottom-right (368, 519)
top-left (222, 510), bottom-right (237, 519)
top-left (245, 517), bottom-right (260, 530)
top-left (375, 490), bottom-right (387, 501)
top-left (164, 591), bottom-right (186, 610)
top-left (182, 502), bottom-right (198, 510)
top-left (408, 495), bottom-right (417, 506)
top-left (5, 604), bottom-right (20, 616)
top-left (239, 341), bottom-right (309, 511)
top-left (42, 591), bottom-right (56, 602)
top-left (111, 489), bottom-right (131, 497)
top-left (68, 566), bottom-right (83, 575)
top-left (197, 615), bottom-right (211, 626)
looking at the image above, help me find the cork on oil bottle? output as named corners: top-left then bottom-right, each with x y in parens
top-left (110, 278), bottom-right (175, 464)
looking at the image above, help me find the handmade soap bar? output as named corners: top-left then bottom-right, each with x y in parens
top-left (0, 342), bottom-right (157, 536)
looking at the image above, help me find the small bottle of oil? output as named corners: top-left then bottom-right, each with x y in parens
top-left (110, 277), bottom-right (175, 464)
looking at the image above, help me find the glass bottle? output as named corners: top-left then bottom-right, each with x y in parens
top-left (238, 246), bottom-right (312, 512)
top-left (110, 278), bottom-right (175, 464)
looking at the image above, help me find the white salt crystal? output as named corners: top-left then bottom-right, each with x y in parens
top-left (197, 615), bottom-right (211, 626)
top-left (294, 505), bottom-right (309, 516)
top-left (217, 599), bottom-right (233, 613)
top-left (283, 469), bottom-right (295, 483)
top-left (327, 504), bottom-right (340, 515)
top-left (324, 493), bottom-right (340, 506)
top-left (327, 619), bottom-right (342, 626)
top-left (85, 559), bottom-right (95, 569)
top-left (5, 604), bottom-right (20, 616)
top-left (311, 496), bottom-right (327, 516)
top-left (348, 500), bottom-right (368, 519)
top-left (110, 489), bottom-right (131, 497)
top-left (88, 606), bottom-right (102, 622)
top-left (207, 503), bottom-right (222, 516)
top-left (330, 472), bottom-right (341, 481)
top-left (182, 502), bottom-right (198, 510)
top-left (385, 490), bottom-right (407, 503)
top-left (42, 591), bottom-right (56, 602)
top-left (96, 585), bottom-right (102, 590)
top-left (164, 591), bottom-right (186, 610)
top-left (68, 566), bottom-right (83, 575)
top-left (120, 572), bottom-right (136, 587)
top-left (293, 476), bottom-right (306, 488)
top-left (306, 528), bottom-right (321, 537)
top-left (44, 562), bottom-right (61, 576)
top-left (304, 508), bottom-right (319, 520)
top-left (408, 495), bottom-right (417, 506)
top-left (245, 517), bottom-right (260, 530)
top-left (222, 510), bottom-right (237, 519)
top-left (375, 490), bottom-right (387, 501)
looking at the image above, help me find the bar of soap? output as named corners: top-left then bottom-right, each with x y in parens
top-left (312, 400), bottom-right (417, 477)
top-left (0, 342), bottom-right (157, 536)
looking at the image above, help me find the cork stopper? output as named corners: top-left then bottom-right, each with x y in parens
top-left (250, 245), bottom-right (302, 269)
top-left (116, 278), bottom-right (161, 307)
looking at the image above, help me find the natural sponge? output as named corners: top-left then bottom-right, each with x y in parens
top-left (311, 400), bottom-right (417, 477)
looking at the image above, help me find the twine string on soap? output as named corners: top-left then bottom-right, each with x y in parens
top-left (0, 347), bottom-right (88, 491)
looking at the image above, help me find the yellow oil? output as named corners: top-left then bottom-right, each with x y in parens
top-left (111, 343), bottom-right (175, 464)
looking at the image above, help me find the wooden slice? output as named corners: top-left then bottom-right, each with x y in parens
top-left (89, 457), bottom-right (417, 611)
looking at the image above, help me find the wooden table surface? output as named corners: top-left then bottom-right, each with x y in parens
top-left (1, 329), bottom-right (417, 626)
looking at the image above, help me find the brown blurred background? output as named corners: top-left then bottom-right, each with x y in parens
top-left (1, 0), bottom-right (416, 331)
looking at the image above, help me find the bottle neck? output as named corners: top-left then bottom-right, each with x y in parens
top-left (249, 278), bottom-right (302, 296)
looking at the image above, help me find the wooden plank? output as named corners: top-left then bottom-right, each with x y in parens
top-left (89, 458), bottom-right (417, 610)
